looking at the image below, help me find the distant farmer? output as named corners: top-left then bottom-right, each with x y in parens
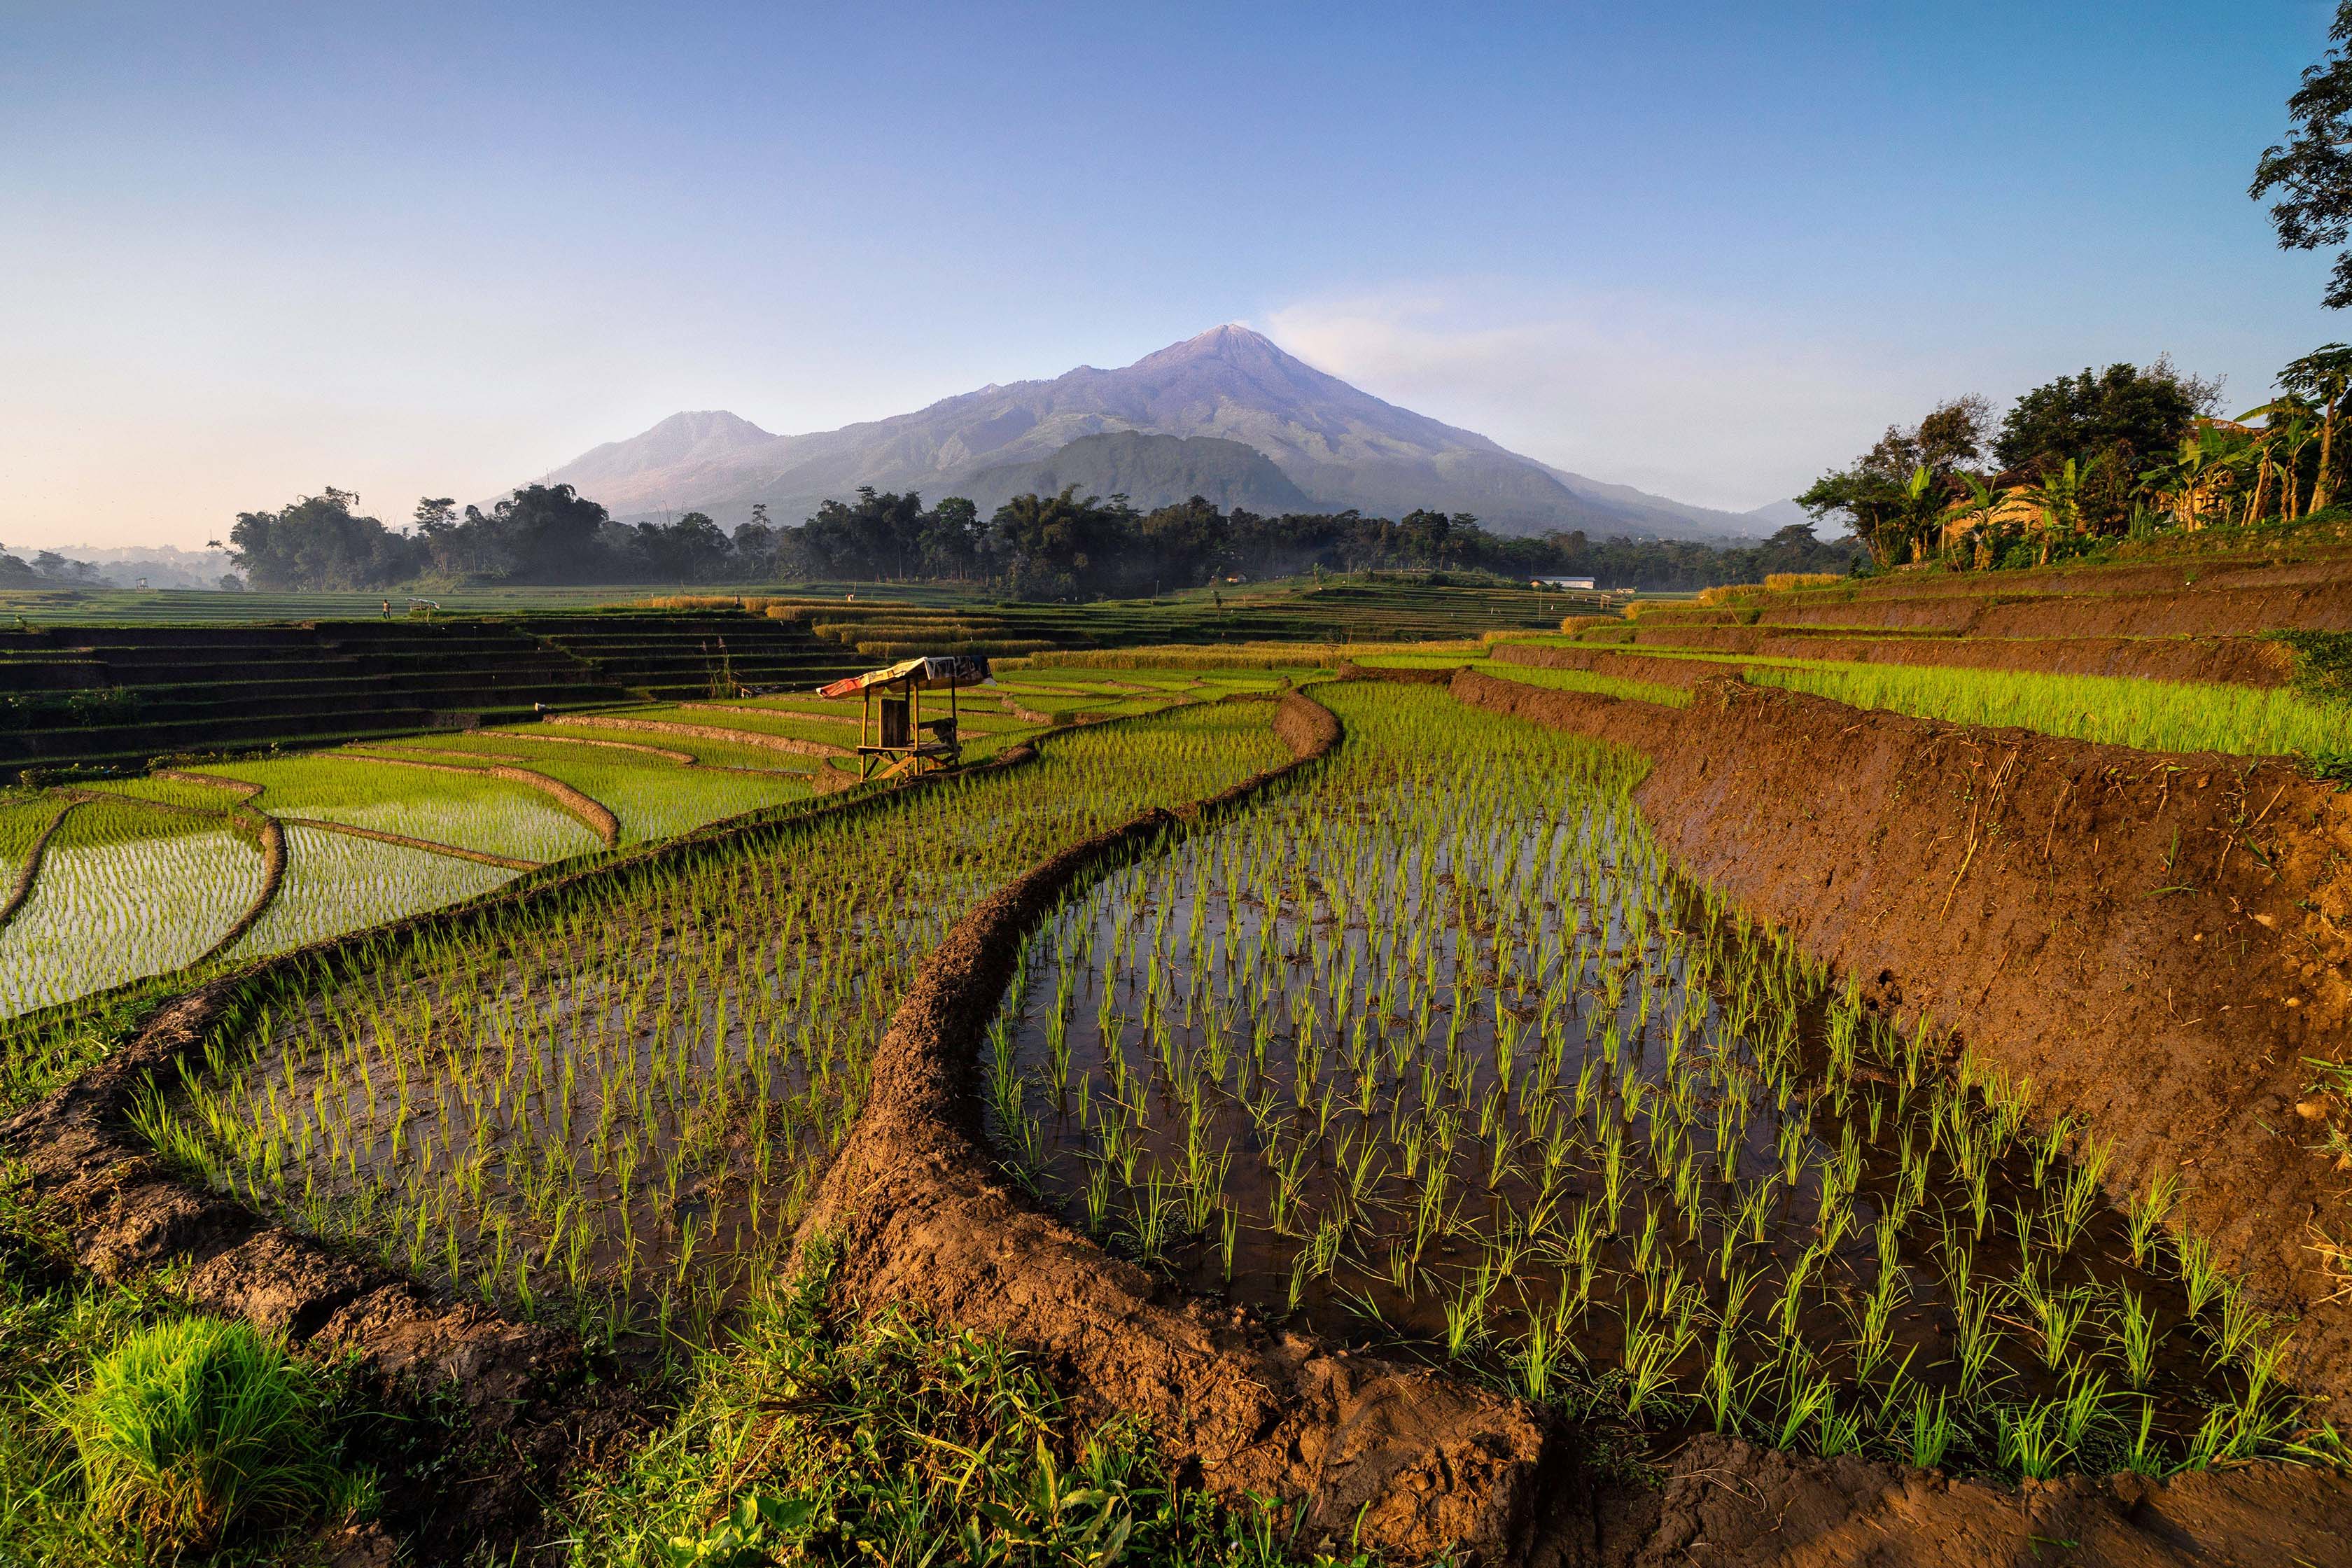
top-left (381, 599), bottom-right (391, 619)
top-left (533, 701), bottom-right (547, 717)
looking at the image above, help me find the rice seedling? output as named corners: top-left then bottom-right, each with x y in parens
top-left (372, 731), bottom-right (815, 842)
top-left (1743, 659), bottom-right (2352, 760)
top-left (980, 682), bottom-right (2295, 1478)
top-left (223, 827), bottom-right (514, 961)
top-left (51, 1317), bottom-right (348, 1552)
top-left (0, 797), bottom-right (267, 1017)
top-left (146, 703), bottom-right (1295, 1351)
top-left (204, 755), bottom-right (606, 863)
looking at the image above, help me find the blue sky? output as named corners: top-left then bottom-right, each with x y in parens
top-left (4, 0), bottom-right (2346, 546)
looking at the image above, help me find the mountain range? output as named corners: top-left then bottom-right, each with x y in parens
top-left (533, 326), bottom-right (1776, 541)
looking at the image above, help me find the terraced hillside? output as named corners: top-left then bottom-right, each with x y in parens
top-left (1570, 542), bottom-right (2352, 684)
top-left (0, 576), bottom-right (1567, 779)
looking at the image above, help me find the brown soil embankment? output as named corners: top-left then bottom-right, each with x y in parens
top-left (797, 688), bottom-right (1555, 1564)
top-left (1553, 631), bottom-right (2299, 688)
top-left (1453, 668), bottom-right (2352, 1401)
top-left (1728, 552), bottom-right (2352, 606)
top-left (1578, 1429), bottom-right (2352, 1567)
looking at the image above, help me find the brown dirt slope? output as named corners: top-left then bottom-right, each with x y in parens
top-left (1577, 1432), bottom-right (2352, 1567)
top-left (1452, 668), bottom-right (2352, 1403)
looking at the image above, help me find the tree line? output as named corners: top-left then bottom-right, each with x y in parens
top-left (222, 483), bottom-right (1858, 597)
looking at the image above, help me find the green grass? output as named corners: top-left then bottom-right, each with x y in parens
top-left (1742, 661), bottom-right (2352, 760)
top-left (55, 1317), bottom-right (347, 1553)
top-left (561, 1244), bottom-right (1360, 1568)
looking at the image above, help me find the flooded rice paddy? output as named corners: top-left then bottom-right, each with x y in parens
top-left (983, 684), bottom-right (2307, 1478)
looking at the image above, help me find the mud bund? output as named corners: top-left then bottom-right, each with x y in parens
top-left (796, 690), bottom-right (1554, 1562)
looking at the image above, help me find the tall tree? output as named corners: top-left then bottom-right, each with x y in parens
top-left (226, 489), bottom-right (424, 590)
top-left (2253, 2), bottom-right (2352, 309)
top-left (1991, 363), bottom-right (2212, 482)
top-left (472, 484), bottom-right (615, 582)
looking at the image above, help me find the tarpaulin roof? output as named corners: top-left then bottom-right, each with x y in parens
top-left (816, 653), bottom-right (993, 699)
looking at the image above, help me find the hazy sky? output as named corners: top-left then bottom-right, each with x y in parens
top-left (5, 1), bottom-right (2348, 548)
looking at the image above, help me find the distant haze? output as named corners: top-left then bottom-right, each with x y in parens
top-left (536, 326), bottom-right (1772, 542)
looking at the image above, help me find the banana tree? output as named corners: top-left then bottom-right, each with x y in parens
top-left (1954, 473), bottom-right (2008, 565)
top-left (2019, 456), bottom-right (2096, 566)
top-left (2137, 426), bottom-right (2243, 529)
top-left (2278, 344), bottom-right (2352, 514)
top-left (1895, 464), bottom-right (1947, 564)
top-left (2234, 400), bottom-right (2301, 524)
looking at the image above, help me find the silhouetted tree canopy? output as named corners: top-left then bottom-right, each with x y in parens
top-left (2253, 2), bottom-right (2352, 309)
top-left (220, 482), bottom-right (1854, 594)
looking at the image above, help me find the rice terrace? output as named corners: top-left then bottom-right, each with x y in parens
top-left (22, 5), bottom-right (2352, 1566)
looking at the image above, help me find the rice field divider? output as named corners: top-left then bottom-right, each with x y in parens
top-left (487, 732), bottom-right (698, 766)
top-left (674, 700), bottom-right (861, 728)
top-left (0, 793), bottom-right (88, 931)
top-left (98, 771), bottom-right (291, 965)
top-left (325, 751), bottom-right (620, 848)
top-left (475, 726), bottom-right (834, 783)
top-left (758, 690), bottom-right (1527, 1562)
top-left (265, 815), bottom-right (540, 872)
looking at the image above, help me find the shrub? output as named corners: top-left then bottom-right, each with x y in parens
top-left (55, 1317), bottom-right (342, 1550)
top-left (2273, 630), bottom-right (2352, 706)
